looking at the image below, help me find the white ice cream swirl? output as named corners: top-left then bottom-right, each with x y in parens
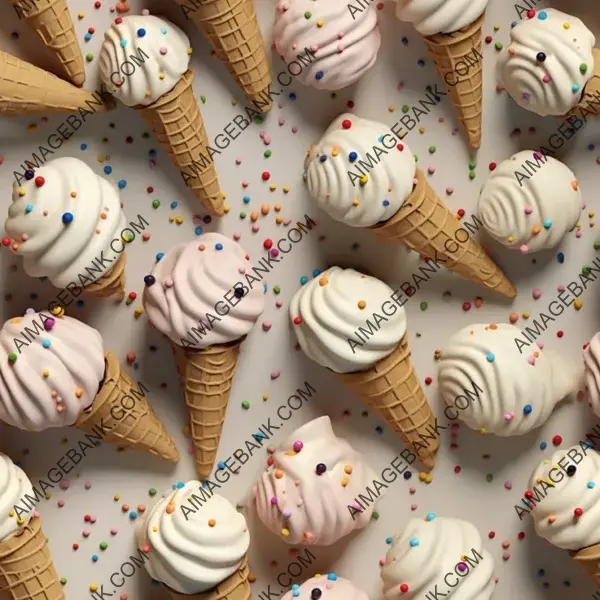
top-left (381, 516), bottom-right (495, 599)
top-left (273, 0), bottom-right (381, 90)
top-left (529, 446), bottom-right (600, 551)
top-left (437, 323), bottom-right (582, 436)
top-left (0, 453), bottom-right (35, 542)
top-left (394, 0), bottom-right (488, 35)
top-left (282, 575), bottom-right (369, 600)
top-left (290, 267), bottom-right (407, 373)
top-left (5, 157), bottom-right (127, 289)
top-left (254, 416), bottom-right (378, 545)
top-left (136, 484), bottom-right (250, 594)
top-left (0, 313), bottom-right (105, 431)
top-left (477, 150), bottom-right (581, 252)
top-left (497, 9), bottom-right (595, 116)
top-left (584, 332), bottom-right (600, 419)
top-left (305, 114), bottom-right (416, 228)
top-left (99, 15), bottom-right (191, 106)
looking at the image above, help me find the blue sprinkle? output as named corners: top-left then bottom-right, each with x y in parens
top-left (120, 39), bottom-right (128, 47)
top-left (76, 300), bottom-right (85, 308)
top-left (312, 269), bottom-right (321, 277)
top-left (511, 20), bottom-right (517, 27)
top-left (84, 33), bottom-right (92, 41)
top-left (300, 275), bottom-right (309, 285)
top-left (92, 554), bottom-right (99, 562)
top-left (62, 212), bottom-right (74, 224)
top-left (243, 195), bottom-right (251, 204)
top-left (118, 180), bottom-right (126, 189)
top-left (319, 155), bottom-right (327, 162)
top-left (540, 441), bottom-right (547, 450)
top-left (409, 537), bottom-right (420, 547)
top-left (543, 220), bottom-right (552, 229)
top-left (382, 200), bottom-right (390, 207)
top-left (327, 574), bottom-right (337, 581)
top-left (215, 243), bottom-right (224, 250)
top-left (537, 569), bottom-right (545, 577)
top-left (217, 462), bottom-right (225, 469)
top-left (538, 10), bottom-right (547, 19)
top-left (176, 481), bottom-right (185, 488)
top-left (426, 512), bottom-right (436, 521)
top-left (523, 404), bottom-right (533, 415)
top-left (588, 144), bottom-right (596, 151)
top-left (194, 227), bottom-right (203, 236)
top-left (486, 352), bottom-right (495, 362)
top-left (292, 592), bottom-right (300, 598)
top-left (557, 252), bottom-right (565, 263)
top-left (349, 151), bottom-right (358, 161)
top-left (584, 441), bottom-right (594, 449)
top-left (149, 149), bottom-right (157, 159)
top-left (288, 93), bottom-right (296, 101)
top-left (375, 425), bottom-right (383, 435)
top-left (80, 144), bottom-right (87, 150)
top-left (129, 511), bottom-right (137, 520)
top-left (156, 252), bottom-right (164, 261)
top-left (377, 135), bottom-right (384, 143)
top-left (403, 470), bottom-right (412, 479)
top-left (385, 537), bottom-right (393, 544)
top-left (572, 84), bottom-right (581, 93)
top-left (137, 28), bottom-right (146, 37)
top-left (588, 481), bottom-right (596, 489)
top-left (161, 27), bottom-right (167, 34)
top-left (417, 59), bottom-right (425, 67)
top-left (255, 433), bottom-right (265, 441)
top-left (25, 204), bottom-right (33, 213)
top-left (103, 166), bottom-right (112, 175)
top-left (170, 201), bottom-right (178, 209)
top-left (42, 339), bottom-right (51, 348)
top-left (315, 71), bottom-right (324, 80)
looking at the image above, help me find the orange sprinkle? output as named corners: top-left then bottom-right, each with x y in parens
top-left (488, 323), bottom-right (498, 330)
top-left (275, 469), bottom-right (284, 479)
top-left (357, 300), bottom-right (366, 309)
top-left (100, 212), bottom-right (107, 220)
top-left (208, 519), bottom-right (216, 527)
top-left (319, 277), bottom-right (328, 286)
top-left (344, 465), bottom-right (353, 474)
top-left (198, 244), bottom-right (206, 251)
top-left (532, 224), bottom-right (541, 235)
top-left (261, 204), bottom-right (270, 216)
top-left (571, 180), bottom-right (579, 191)
top-left (75, 388), bottom-right (83, 398)
top-left (166, 503), bottom-right (175, 514)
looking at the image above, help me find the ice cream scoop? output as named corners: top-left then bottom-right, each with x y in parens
top-left (0, 312), bottom-right (105, 431)
top-left (477, 150), bottom-right (581, 253)
top-left (0, 453), bottom-right (34, 540)
top-left (584, 332), bottom-right (600, 419)
top-left (437, 323), bottom-right (583, 436)
top-left (254, 416), bottom-right (378, 545)
top-left (381, 515), bottom-right (495, 599)
top-left (136, 483), bottom-right (249, 594)
top-left (273, 0), bottom-right (381, 90)
top-left (99, 14), bottom-right (191, 107)
top-left (142, 234), bottom-right (266, 349)
top-left (5, 157), bottom-right (127, 290)
top-left (304, 114), bottom-right (415, 228)
top-left (290, 266), bottom-right (407, 373)
top-left (497, 9), bottom-right (595, 117)
top-left (394, 0), bottom-right (487, 35)
top-left (282, 574), bottom-right (369, 600)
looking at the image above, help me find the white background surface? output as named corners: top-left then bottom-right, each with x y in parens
top-left (1, 0), bottom-right (600, 598)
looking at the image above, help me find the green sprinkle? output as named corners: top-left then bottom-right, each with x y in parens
top-left (8, 352), bottom-right (17, 363)
top-left (580, 63), bottom-right (588, 74)
top-left (428, 146), bottom-right (436, 154)
top-left (60, 578), bottom-right (67, 585)
top-left (402, 104), bottom-right (409, 113)
top-left (200, 96), bottom-right (206, 104)
top-left (241, 400), bottom-right (250, 409)
top-left (254, 116), bottom-right (264, 125)
top-left (264, 150), bottom-right (272, 158)
top-left (85, 53), bottom-right (94, 62)
top-left (583, 266), bottom-right (592, 276)
top-left (152, 199), bottom-right (160, 208)
top-left (304, 10), bottom-right (312, 18)
top-left (494, 42), bottom-right (503, 51)
top-left (594, 241), bottom-right (600, 250)
top-left (273, 285), bottom-right (281, 294)
top-left (468, 160), bottom-right (477, 170)
top-left (372, 511), bottom-right (380, 520)
top-left (420, 301), bottom-right (428, 311)
top-left (149, 488), bottom-right (157, 496)
top-left (99, 542), bottom-right (108, 550)
top-left (239, 211), bottom-right (247, 219)
top-left (486, 473), bottom-right (494, 482)
top-left (414, 154), bottom-right (419, 162)
top-left (469, 171), bottom-right (476, 180)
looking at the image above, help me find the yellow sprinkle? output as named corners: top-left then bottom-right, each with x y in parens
top-left (10, 318), bottom-right (22, 324)
top-left (563, 22), bottom-right (570, 29)
top-left (352, 199), bottom-right (360, 206)
top-left (187, 47), bottom-right (193, 54)
top-left (574, 299), bottom-right (583, 310)
top-left (281, 528), bottom-right (290, 537)
top-left (341, 476), bottom-right (349, 487)
top-left (159, 73), bottom-right (165, 80)
top-left (589, 211), bottom-right (595, 218)
top-left (16, 516), bottom-right (24, 525)
top-left (263, 394), bottom-right (269, 401)
top-left (480, 427), bottom-right (487, 434)
top-left (331, 148), bottom-right (339, 157)
top-left (275, 216), bottom-right (283, 224)
top-left (522, 312), bottom-right (530, 319)
top-left (507, 236), bottom-right (513, 243)
top-left (168, 216), bottom-right (174, 223)
top-left (134, 308), bottom-right (143, 318)
top-left (269, 184), bottom-right (276, 191)
top-left (27, 123), bottom-right (37, 131)
top-left (78, 11), bottom-right (84, 18)
top-left (359, 175), bottom-right (368, 185)
top-left (18, 187), bottom-right (26, 196)
top-left (424, 473), bottom-right (433, 483)
top-left (175, 216), bottom-right (183, 224)
top-left (388, 105), bottom-right (395, 112)
top-left (418, 127), bottom-right (425, 134)
top-left (231, 98), bottom-right (238, 106)
top-left (152, 525), bottom-right (158, 532)
top-left (493, 24), bottom-right (500, 31)
top-left (42, 369), bottom-right (49, 377)
top-left (89, 584), bottom-right (98, 592)
top-left (282, 187), bottom-right (289, 194)
top-left (316, 19), bottom-right (324, 27)
top-left (113, 495), bottom-right (120, 501)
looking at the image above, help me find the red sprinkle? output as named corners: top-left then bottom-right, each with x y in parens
top-left (128, 292), bottom-right (137, 300)
top-left (489, 162), bottom-right (497, 171)
top-left (424, 377), bottom-right (432, 385)
top-left (574, 507), bottom-right (584, 517)
top-left (84, 514), bottom-right (92, 522)
top-left (347, 100), bottom-right (354, 109)
top-left (454, 465), bottom-right (461, 474)
top-left (115, 17), bottom-right (123, 23)
top-left (557, 330), bottom-right (564, 338)
top-left (527, 9), bottom-right (536, 18)
top-left (397, 144), bottom-right (404, 151)
top-left (462, 302), bottom-right (471, 311)
top-left (261, 171), bottom-right (270, 181)
top-left (400, 584), bottom-right (409, 593)
top-left (488, 531), bottom-right (496, 539)
top-left (485, 35), bottom-right (493, 44)
top-left (88, 27), bottom-right (95, 33)
top-left (2, 238), bottom-right (10, 246)
top-left (73, 543), bottom-right (79, 550)
top-left (457, 208), bottom-right (465, 217)
top-left (524, 490), bottom-right (533, 499)
top-left (293, 317), bottom-right (302, 325)
top-left (517, 531), bottom-right (526, 540)
top-left (94, 1), bottom-right (101, 7)
top-left (146, 186), bottom-right (153, 193)
top-left (342, 119), bottom-right (352, 129)
top-left (34, 176), bottom-right (45, 187)
top-left (552, 435), bottom-right (563, 446)
top-left (263, 239), bottom-right (273, 249)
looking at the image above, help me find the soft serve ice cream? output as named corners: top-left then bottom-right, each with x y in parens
top-left (4, 157), bottom-right (127, 289)
top-left (437, 323), bottom-right (582, 436)
top-left (0, 453), bottom-right (35, 541)
top-left (583, 332), bottom-right (600, 419)
top-left (477, 150), bottom-right (581, 253)
top-left (497, 9), bottom-right (595, 116)
top-left (136, 483), bottom-right (249, 594)
top-left (254, 416), bottom-right (378, 545)
top-left (273, 0), bottom-right (380, 90)
top-left (0, 312), bottom-right (105, 431)
top-left (282, 575), bottom-right (369, 600)
top-left (381, 516), bottom-right (495, 599)
top-left (142, 234), bottom-right (265, 349)
top-left (394, 0), bottom-right (488, 35)
top-left (304, 114), bottom-right (416, 228)
top-left (99, 14), bottom-right (191, 106)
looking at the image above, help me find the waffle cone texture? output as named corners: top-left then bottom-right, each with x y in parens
top-left (166, 554), bottom-right (252, 600)
top-left (0, 518), bottom-right (65, 600)
top-left (81, 252), bottom-right (127, 301)
top-left (567, 47), bottom-right (600, 119)
top-left (423, 13), bottom-right (484, 149)
top-left (371, 167), bottom-right (516, 299)
top-left (173, 0), bottom-right (271, 112)
top-left (74, 352), bottom-right (180, 462)
top-left (572, 543), bottom-right (600, 588)
top-left (172, 339), bottom-right (243, 481)
top-left (0, 50), bottom-right (110, 116)
top-left (136, 69), bottom-right (225, 216)
top-left (9, 0), bottom-right (85, 86)
top-left (336, 334), bottom-right (439, 469)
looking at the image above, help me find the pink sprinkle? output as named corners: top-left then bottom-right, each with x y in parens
top-left (110, 528), bottom-right (118, 535)
top-left (446, 187), bottom-right (454, 195)
top-left (502, 541), bottom-right (510, 549)
top-left (159, 47), bottom-right (167, 55)
top-left (504, 480), bottom-right (512, 490)
top-left (90, 516), bottom-right (97, 523)
top-left (33, 510), bottom-right (40, 518)
top-left (337, 32), bottom-right (344, 39)
top-left (275, 300), bottom-right (283, 308)
top-left (576, 230), bottom-right (582, 238)
top-left (164, 278), bottom-right (174, 288)
top-left (283, 218), bottom-right (292, 226)
top-left (504, 413), bottom-right (513, 422)
top-left (60, 480), bottom-right (70, 490)
top-left (427, 166), bottom-right (435, 174)
top-left (310, 44), bottom-right (318, 52)
top-left (235, 159), bottom-right (241, 165)
top-left (238, 266), bottom-right (246, 274)
top-left (527, 355), bottom-right (536, 365)
top-left (242, 180), bottom-right (249, 187)
top-left (410, 504), bottom-right (418, 510)
top-left (262, 322), bottom-right (272, 331)
top-left (84, 481), bottom-right (92, 489)
top-left (278, 118), bottom-right (286, 126)
top-left (271, 370), bottom-right (280, 380)
top-left (233, 232), bottom-right (241, 240)
top-left (271, 497), bottom-right (278, 504)
top-left (532, 288), bottom-right (541, 299)
top-left (557, 284), bottom-right (565, 291)
top-left (291, 126), bottom-right (298, 134)
top-left (409, 488), bottom-right (416, 494)
top-left (82, 529), bottom-right (91, 538)
top-left (379, 558), bottom-right (386, 566)
top-left (58, 500), bottom-right (65, 508)
top-left (337, 45), bottom-right (344, 53)
top-left (280, 1), bottom-right (289, 10)
top-left (542, 75), bottom-right (551, 83)
top-left (271, 248), bottom-right (279, 258)
top-left (502, 552), bottom-right (511, 561)
top-left (252, 224), bottom-right (260, 232)
top-left (519, 244), bottom-right (529, 253)
top-left (291, 43), bottom-right (297, 50)
top-left (262, 134), bottom-right (271, 145)
top-left (293, 441), bottom-right (303, 452)
top-left (524, 206), bottom-right (533, 214)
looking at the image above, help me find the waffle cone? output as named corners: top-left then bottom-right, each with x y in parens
top-left (74, 352), bottom-right (180, 462)
top-left (336, 334), bottom-right (439, 469)
top-left (0, 50), bottom-right (111, 116)
top-left (166, 554), bottom-right (252, 600)
top-left (80, 252), bottom-right (126, 301)
top-left (371, 167), bottom-right (516, 299)
top-left (135, 69), bottom-right (224, 216)
top-left (0, 518), bottom-right (64, 600)
top-left (172, 339), bottom-right (243, 480)
top-left (573, 542), bottom-right (600, 588)
top-left (174, 0), bottom-right (271, 112)
top-left (423, 14), bottom-right (484, 149)
top-left (566, 48), bottom-right (600, 120)
top-left (9, 0), bottom-right (85, 86)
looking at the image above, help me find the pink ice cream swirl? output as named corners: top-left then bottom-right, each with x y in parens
top-left (142, 234), bottom-right (265, 349)
top-left (584, 332), bottom-right (600, 418)
top-left (282, 575), bottom-right (369, 600)
top-left (253, 416), bottom-right (377, 546)
top-left (0, 312), bottom-right (105, 431)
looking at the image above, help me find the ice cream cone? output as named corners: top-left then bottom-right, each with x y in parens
top-left (0, 50), bottom-right (112, 116)
top-left (171, 339), bottom-right (243, 480)
top-left (567, 47), bottom-right (600, 119)
top-left (74, 352), bottom-right (180, 462)
top-left (336, 333), bottom-right (439, 469)
top-left (79, 252), bottom-right (127, 301)
top-left (0, 518), bottom-right (65, 600)
top-left (165, 554), bottom-right (252, 600)
top-left (572, 543), bottom-right (600, 588)
top-left (423, 13), bottom-right (484, 149)
top-left (173, 0), bottom-right (271, 112)
top-left (135, 69), bottom-right (225, 216)
top-left (371, 167), bottom-right (516, 299)
top-left (9, 0), bottom-right (85, 86)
